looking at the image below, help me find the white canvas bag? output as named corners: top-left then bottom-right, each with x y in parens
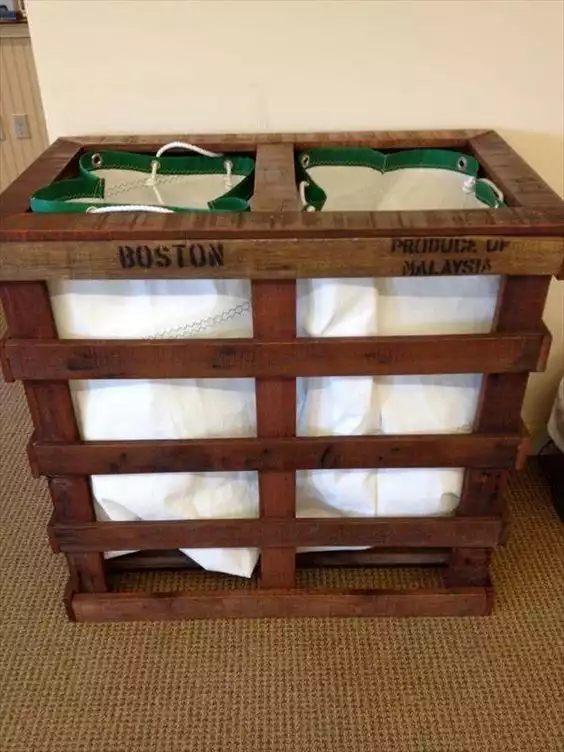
top-left (297, 147), bottom-right (504, 519)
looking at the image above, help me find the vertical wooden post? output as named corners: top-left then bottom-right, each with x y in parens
top-left (447, 276), bottom-right (551, 588)
top-left (0, 282), bottom-right (107, 594)
top-left (252, 144), bottom-right (300, 587)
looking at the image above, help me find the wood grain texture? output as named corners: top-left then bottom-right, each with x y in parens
top-left (0, 337), bottom-right (13, 381)
top-left (0, 138), bottom-right (80, 216)
top-left (4, 330), bottom-right (549, 379)
top-left (1, 235), bottom-right (562, 280)
top-left (469, 131), bottom-right (564, 209)
top-left (108, 548), bottom-right (450, 571)
top-left (449, 276), bottom-right (552, 586)
top-left (71, 129), bottom-right (488, 152)
top-left (31, 433), bottom-right (525, 476)
top-left (0, 281), bottom-right (106, 592)
top-left (50, 516), bottom-right (503, 553)
top-left (69, 586), bottom-right (493, 621)
top-left (252, 143), bottom-right (301, 212)
top-left (252, 143), bottom-right (300, 588)
top-left (2, 207), bottom-right (563, 242)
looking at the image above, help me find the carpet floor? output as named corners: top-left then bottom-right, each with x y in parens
top-left (1, 372), bottom-right (563, 752)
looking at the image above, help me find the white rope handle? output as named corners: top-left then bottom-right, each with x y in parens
top-left (146, 140), bottom-right (230, 201)
top-left (299, 180), bottom-right (316, 212)
top-left (149, 140), bottom-right (222, 183)
top-left (462, 176), bottom-right (504, 206)
top-left (86, 205), bottom-right (174, 214)
top-left (462, 176), bottom-right (477, 194)
top-left (155, 141), bottom-right (221, 160)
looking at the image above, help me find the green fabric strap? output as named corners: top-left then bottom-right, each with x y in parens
top-left (30, 151), bottom-right (255, 213)
top-left (296, 148), bottom-right (505, 210)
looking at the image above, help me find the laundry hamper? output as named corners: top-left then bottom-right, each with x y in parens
top-left (1, 129), bottom-right (562, 621)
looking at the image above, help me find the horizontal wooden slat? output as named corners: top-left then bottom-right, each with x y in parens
top-left (5, 330), bottom-right (550, 380)
top-left (50, 516), bottom-right (504, 552)
top-left (69, 586), bottom-right (493, 621)
top-left (1, 234), bottom-right (562, 279)
top-left (72, 129), bottom-right (488, 152)
top-left (33, 434), bottom-right (524, 475)
top-left (108, 547), bottom-right (451, 571)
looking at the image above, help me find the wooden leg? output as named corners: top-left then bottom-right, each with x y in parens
top-left (0, 282), bottom-right (107, 593)
top-left (447, 277), bottom-right (551, 590)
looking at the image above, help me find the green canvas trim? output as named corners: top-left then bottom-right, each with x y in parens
top-left (30, 150), bottom-right (255, 214)
top-left (296, 148), bottom-right (505, 210)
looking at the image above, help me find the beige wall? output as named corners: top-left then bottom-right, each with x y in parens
top-left (0, 24), bottom-right (48, 190)
top-left (25, 0), bottom-right (564, 434)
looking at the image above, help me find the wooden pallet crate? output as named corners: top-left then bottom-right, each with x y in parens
top-left (1, 130), bottom-right (563, 621)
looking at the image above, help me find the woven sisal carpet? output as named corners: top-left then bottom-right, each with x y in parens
top-left (1, 374), bottom-right (563, 752)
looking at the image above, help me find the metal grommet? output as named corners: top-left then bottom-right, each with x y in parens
top-left (456, 156), bottom-right (468, 171)
top-left (301, 153), bottom-right (310, 168)
top-left (85, 206), bottom-right (96, 213)
top-left (91, 153), bottom-right (103, 169)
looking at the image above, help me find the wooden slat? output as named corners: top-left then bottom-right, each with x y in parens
top-left (0, 337), bottom-right (13, 382)
top-left (1, 234), bottom-right (563, 280)
top-left (50, 516), bottom-right (504, 552)
top-left (31, 433), bottom-right (525, 476)
top-left (108, 548), bottom-right (450, 571)
top-left (252, 144), bottom-right (301, 589)
top-left (0, 138), bottom-right (81, 216)
top-left (252, 143), bottom-right (300, 211)
top-left (72, 129), bottom-right (488, 152)
top-left (2, 208), bottom-right (563, 243)
top-left (69, 586), bottom-right (493, 621)
top-left (0, 281), bottom-right (106, 593)
top-left (449, 276), bottom-right (553, 586)
top-left (4, 329), bottom-right (550, 379)
top-left (469, 131), bottom-right (564, 209)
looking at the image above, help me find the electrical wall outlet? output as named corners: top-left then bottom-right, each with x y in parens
top-left (12, 114), bottom-right (30, 140)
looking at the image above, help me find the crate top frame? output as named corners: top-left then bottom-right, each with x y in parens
top-left (0, 129), bottom-right (563, 281)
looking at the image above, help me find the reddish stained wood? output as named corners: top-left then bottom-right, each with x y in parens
top-left (1, 235), bottom-right (563, 282)
top-left (26, 433), bottom-right (40, 478)
top-left (4, 330), bottom-right (549, 380)
top-left (495, 276), bottom-right (553, 331)
top-left (450, 276), bottom-right (552, 585)
top-left (252, 143), bottom-right (300, 212)
top-left (31, 433), bottom-right (524, 476)
top-left (72, 129), bottom-right (488, 152)
top-left (69, 586), bottom-right (492, 622)
top-left (469, 131), bottom-right (564, 209)
top-left (1, 207), bottom-right (562, 242)
top-left (253, 281), bottom-right (297, 588)
top-left (108, 547), bottom-right (450, 571)
top-left (252, 143), bottom-right (300, 589)
top-left (50, 516), bottom-right (503, 553)
top-left (0, 281), bottom-right (107, 592)
top-left (445, 549), bottom-right (493, 588)
top-left (0, 138), bottom-right (81, 216)
top-left (0, 337), bottom-right (13, 382)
